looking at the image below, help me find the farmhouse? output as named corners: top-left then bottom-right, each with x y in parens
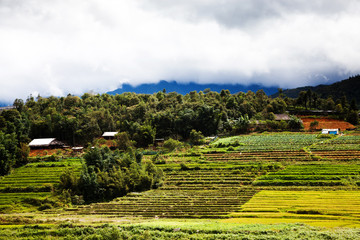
top-left (28, 138), bottom-right (65, 149)
top-left (71, 146), bottom-right (84, 152)
top-left (102, 132), bottom-right (118, 140)
top-left (274, 114), bottom-right (291, 121)
top-left (321, 129), bottom-right (340, 135)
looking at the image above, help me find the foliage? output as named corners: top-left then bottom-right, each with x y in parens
top-left (189, 129), bottom-right (205, 145)
top-left (310, 120), bottom-right (319, 131)
top-left (3, 223), bottom-right (360, 240)
top-left (288, 115), bottom-right (304, 130)
top-left (115, 132), bottom-right (134, 150)
top-left (162, 138), bottom-right (183, 152)
top-left (59, 147), bottom-right (164, 202)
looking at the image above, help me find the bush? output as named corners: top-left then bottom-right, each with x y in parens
top-left (38, 203), bottom-right (52, 211)
top-left (163, 138), bottom-right (183, 152)
top-left (189, 129), bottom-right (205, 145)
top-left (227, 146), bottom-right (235, 151)
top-left (180, 163), bottom-right (190, 171)
top-left (317, 134), bottom-right (335, 139)
top-left (59, 147), bottom-right (164, 202)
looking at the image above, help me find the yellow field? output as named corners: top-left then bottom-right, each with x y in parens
top-left (226, 190), bottom-right (360, 228)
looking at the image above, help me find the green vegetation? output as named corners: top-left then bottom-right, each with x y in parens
top-left (231, 190), bottom-right (360, 228)
top-left (0, 85), bottom-right (359, 239)
top-left (66, 162), bottom-right (277, 218)
top-left (0, 158), bottom-right (81, 213)
top-left (59, 147), bottom-right (164, 203)
top-left (210, 133), bottom-right (321, 151)
top-left (253, 164), bottom-right (360, 186)
top-left (1, 222), bottom-right (359, 239)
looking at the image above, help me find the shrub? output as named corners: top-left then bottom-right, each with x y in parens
top-left (163, 138), bottom-right (183, 152)
top-left (38, 203), bottom-right (52, 211)
top-left (180, 163), bottom-right (190, 171)
top-left (189, 129), bottom-right (205, 145)
top-left (317, 134), bottom-right (334, 139)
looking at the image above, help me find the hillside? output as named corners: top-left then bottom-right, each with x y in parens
top-left (273, 75), bottom-right (360, 104)
top-left (107, 80), bottom-right (278, 95)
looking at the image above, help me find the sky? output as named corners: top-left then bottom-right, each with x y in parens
top-left (1, 0), bottom-right (360, 103)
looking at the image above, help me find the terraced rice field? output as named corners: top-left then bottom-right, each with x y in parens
top-left (229, 190), bottom-right (360, 227)
top-left (0, 159), bottom-right (82, 190)
top-left (253, 164), bottom-right (360, 187)
top-left (65, 164), bottom-right (276, 218)
top-left (310, 135), bottom-right (360, 151)
top-left (211, 133), bottom-right (321, 151)
top-left (203, 151), bottom-right (311, 162)
top-left (310, 150), bottom-right (360, 161)
top-left (0, 158), bottom-right (82, 212)
top-left (63, 132), bottom-right (360, 222)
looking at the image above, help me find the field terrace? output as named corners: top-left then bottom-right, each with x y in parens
top-left (59, 132), bottom-right (360, 224)
top-left (2, 132), bottom-right (360, 229)
top-left (0, 159), bottom-right (82, 212)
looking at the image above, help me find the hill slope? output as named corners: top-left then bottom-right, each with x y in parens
top-left (273, 75), bottom-right (360, 103)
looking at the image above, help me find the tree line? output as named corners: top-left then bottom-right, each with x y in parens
top-left (0, 88), bottom-right (359, 176)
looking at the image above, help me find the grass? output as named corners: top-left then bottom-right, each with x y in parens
top-left (1, 221), bottom-right (360, 239)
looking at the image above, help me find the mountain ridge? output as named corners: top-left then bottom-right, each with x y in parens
top-left (107, 80), bottom-right (279, 96)
top-left (272, 75), bottom-right (360, 104)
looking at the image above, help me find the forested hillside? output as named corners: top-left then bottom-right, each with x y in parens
top-left (273, 75), bottom-right (360, 106)
top-left (1, 88), bottom-right (358, 177)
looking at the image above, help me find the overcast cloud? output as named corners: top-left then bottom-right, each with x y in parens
top-left (1, 0), bottom-right (360, 102)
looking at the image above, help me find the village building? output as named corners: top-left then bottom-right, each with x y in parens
top-left (274, 114), bottom-right (291, 121)
top-left (321, 129), bottom-right (340, 135)
top-left (102, 132), bottom-right (118, 140)
top-left (28, 138), bottom-right (65, 149)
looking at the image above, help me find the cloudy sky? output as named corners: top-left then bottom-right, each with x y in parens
top-left (1, 0), bottom-right (360, 102)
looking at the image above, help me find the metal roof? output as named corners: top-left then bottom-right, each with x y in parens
top-left (321, 129), bottom-right (339, 134)
top-left (102, 132), bottom-right (118, 137)
top-left (29, 138), bottom-right (56, 147)
top-left (274, 114), bottom-right (291, 121)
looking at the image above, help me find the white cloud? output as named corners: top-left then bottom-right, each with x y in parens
top-left (1, 0), bottom-right (360, 102)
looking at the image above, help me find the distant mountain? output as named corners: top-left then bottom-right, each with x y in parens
top-left (272, 75), bottom-right (360, 104)
top-left (0, 102), bottom-right (11, 107)
top-left (107, 80), bottom-right (279, 96)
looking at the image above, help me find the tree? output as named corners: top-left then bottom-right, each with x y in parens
top-left (346, 110), bottom-right (359, 125)
top-left (115, 132), bottom-right (134, 151)
top-left (288, 116), bottom-right (304, 130)
top-left (233, 115), bottom-right (250, 134)
top-left (310, 120), bottom-right (319, 131)
top-left (189, 129), bottom-right (205, 145)
top-left (163, 138), bottom-right (183, 152)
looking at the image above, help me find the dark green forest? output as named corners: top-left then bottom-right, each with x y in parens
top-left (0, 88), bottom-right (359, 176)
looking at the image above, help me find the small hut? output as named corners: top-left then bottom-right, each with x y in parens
top-left (321, 129), bottom-right (340, 135)
top-left (28, 138), bottom-right (64, 149)
top-left (102, 132), bottom-right (118, 140)
top-left (274, 114), bottom-right (291, 121)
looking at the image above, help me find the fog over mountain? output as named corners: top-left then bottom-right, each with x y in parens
top-left (1, 0), bottom-right (360, 102)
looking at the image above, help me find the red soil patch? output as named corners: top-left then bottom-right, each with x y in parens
top-left (29, 148), bottom-right (66, 157)
top-left (300, 117), bottom-right (356, 131)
